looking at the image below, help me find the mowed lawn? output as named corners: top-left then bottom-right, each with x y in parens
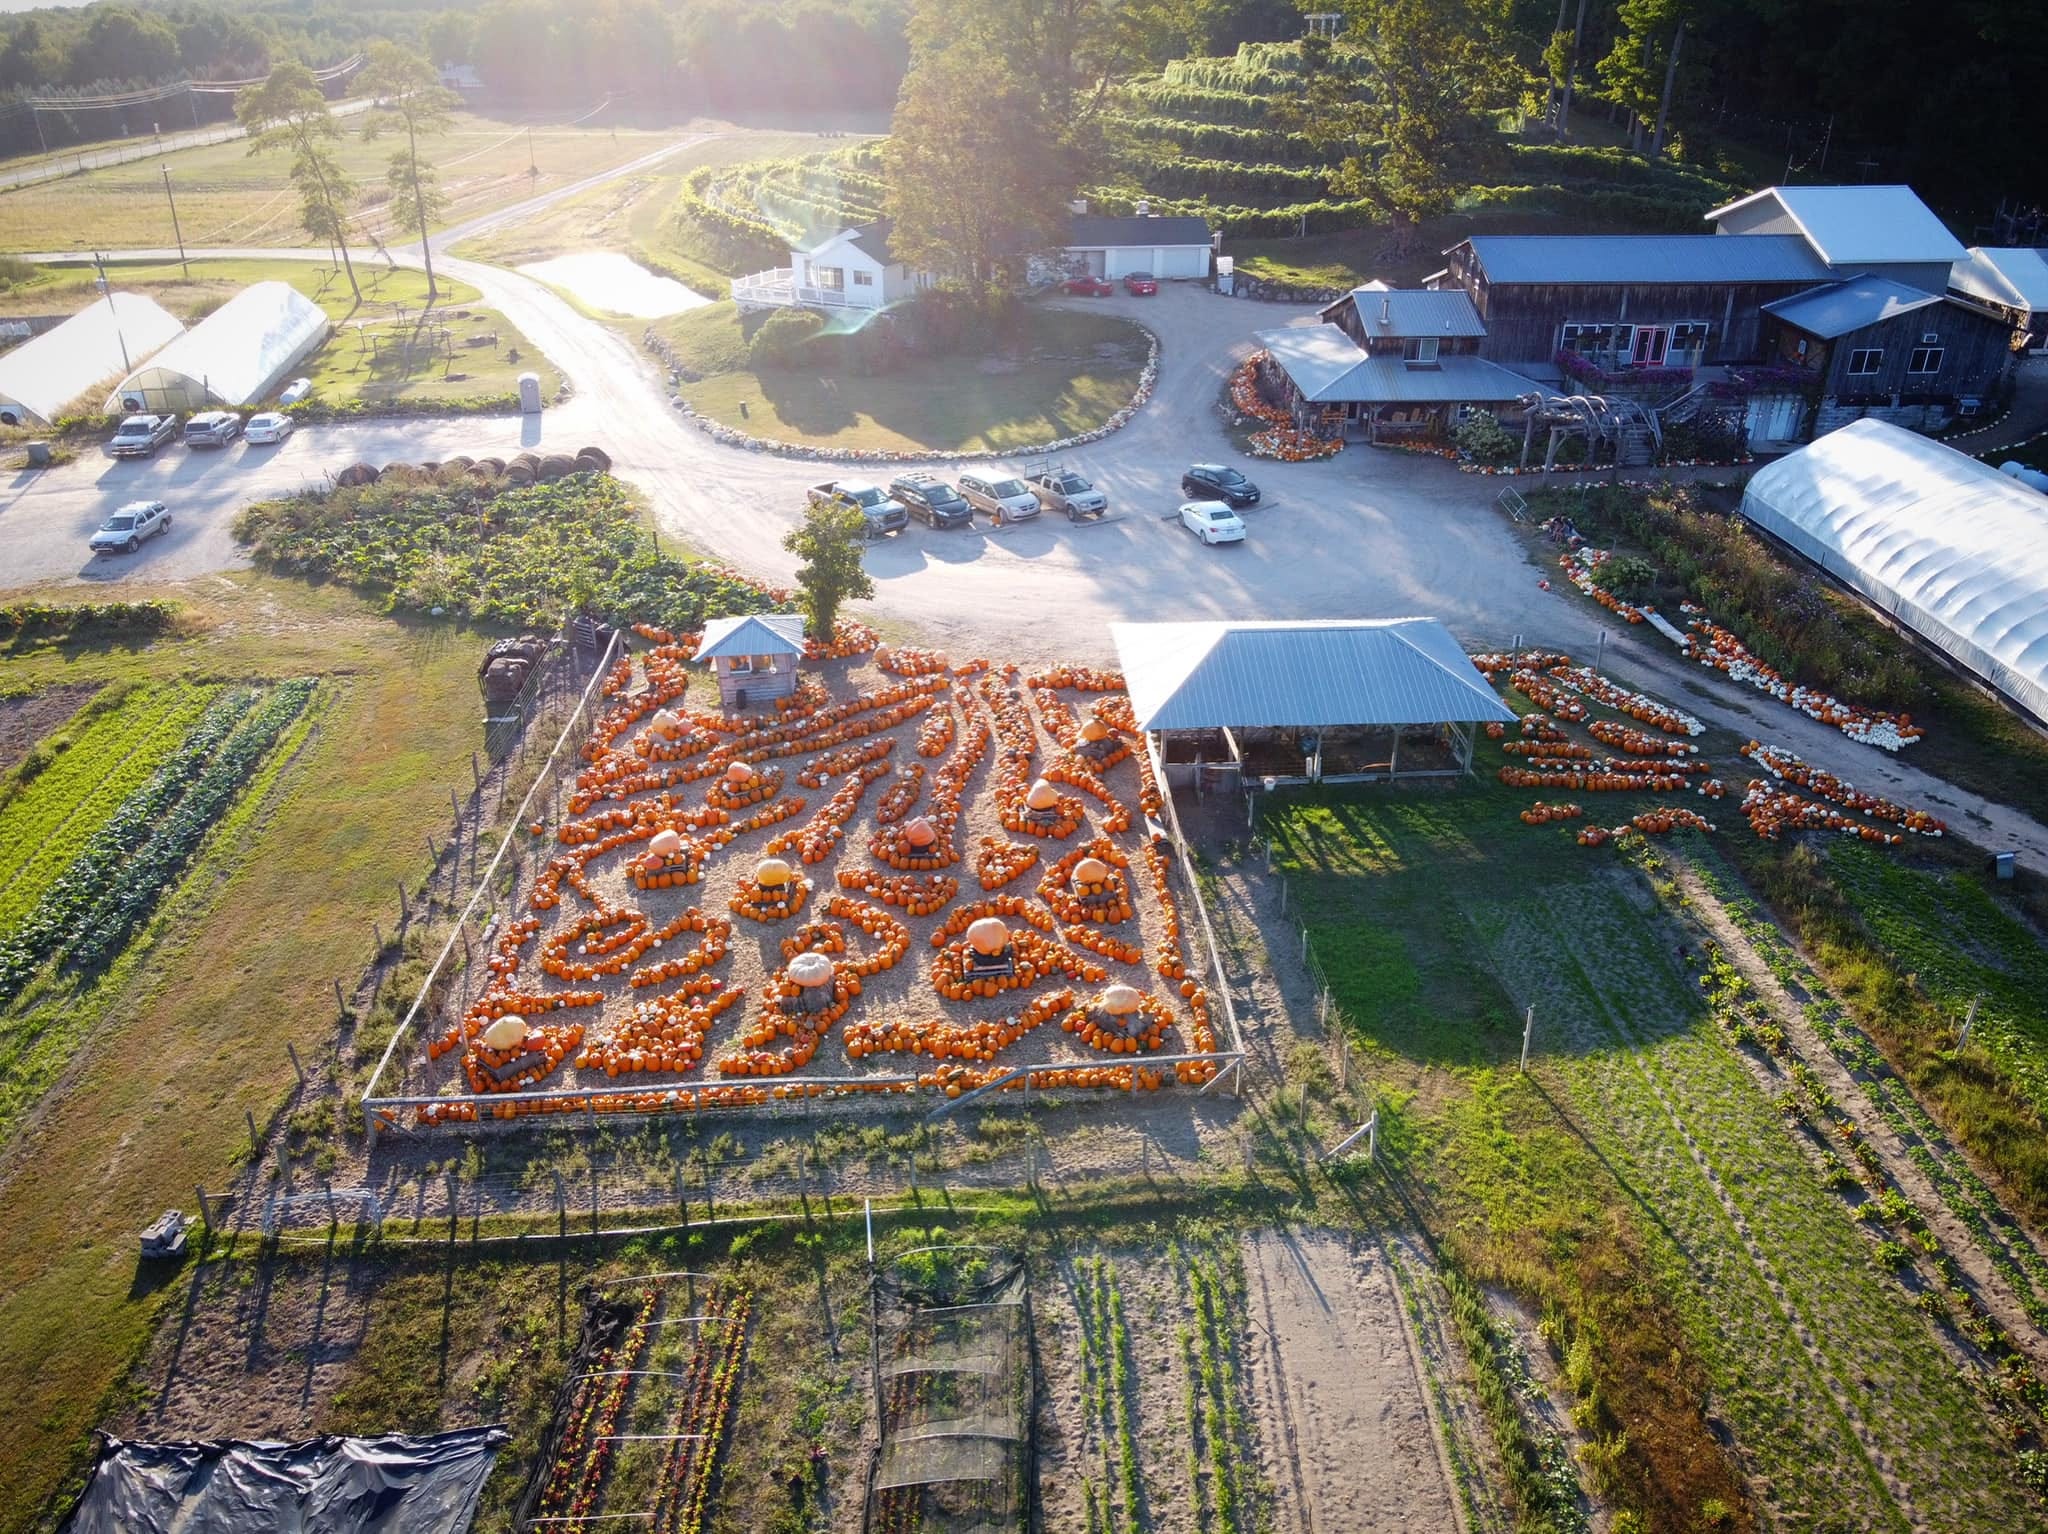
top-left (0, 259), bottom-right (557, 409)
top-left (655, 300), bottom-right (1150, 453)
top-left (0, 112), bottom-right (683, 254)
top-left (0, 577), bottom-right (490, 1532)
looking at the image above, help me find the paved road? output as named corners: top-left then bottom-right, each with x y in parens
top-left (7, 238), bottom-right (2047, 865)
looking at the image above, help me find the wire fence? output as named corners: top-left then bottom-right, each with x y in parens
top-left (360, 647), bottom-right (1248, 1151)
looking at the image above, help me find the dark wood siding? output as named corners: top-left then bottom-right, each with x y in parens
top-left (1457, 278), bottom-right (1824, 366)
top-left (1779, 302), bottom-right (2012, 403)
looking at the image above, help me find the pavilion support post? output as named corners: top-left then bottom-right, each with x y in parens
top-left (1389, 729), bottom-right (1401, 779)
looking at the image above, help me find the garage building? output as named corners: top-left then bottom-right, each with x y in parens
top-left (1740, 418), bottom-right (2048, 722)
top-left (104, 281), bottom-right (328, 413)
top-left (1061, 213), bottom-right (1213, 281)
top-left (1111, 617), bottom-right (1513, 788)
top-left (0, 294), bottom-right (184, 427)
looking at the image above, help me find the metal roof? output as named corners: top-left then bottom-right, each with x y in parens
top-left (696, 613), bottom-right (806, 660)
top-left (1256, 327), bottom-right (1541, 404)
top-left (0, 293), bottom-right (183, 426)
top-left (1111, 619), bottom-right (1514, 732)
top-left (1066, 214), bottom-right (1212, 248)
top-left (1950, 247), bottom-right (2048, 317)
top-left (1706, 185), bottom-right (1966, 266)
top-left (1460, 233), bottom-right (1833, 286)
top-left (1761, 275), bottom-right (1946, 339)
top-left (1329, 287), bottom-right (1488, 340)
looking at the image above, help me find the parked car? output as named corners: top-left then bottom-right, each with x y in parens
top-left (1029, 468), bottom-right (1108, 521)
top-left (806, 479), bottom-right (908, 536)
top-left (1179, 500), bottom-right (1245, 545)
top-left (889, 472), bottom-right (974, 529)
top-left (278, 377), bottom-right (313, 406)
top-left (244, 411), bottom-right (295, 445)
top-left (956, 472), bottom-right (1042, 525)
top-left (89, 499), bottom-right (170, 554)
top-left (1123, 271), bottom-right (1158, 296)
top-left (1181, 462), bottom-right (1261, 508)
top-left (1060, 275), bottom-right (1113, 297)
top-left (183, 411), bottom-right (242, 448)
top-left (107, 414), bottom-right (176, 458)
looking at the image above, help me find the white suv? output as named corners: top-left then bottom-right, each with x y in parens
top-left (89, 500), bottom-right (171, 554)
top-left (957, 472), bottom-right (1041, 525)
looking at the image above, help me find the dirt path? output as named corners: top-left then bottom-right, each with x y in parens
top-left (1668, 855), bottom-right (2048, 1375)
top-left (1243, 1229), bottom-right (1462, 1534)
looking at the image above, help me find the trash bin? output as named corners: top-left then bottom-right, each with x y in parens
top-left (518, 371), bottom-right (543, 414)
top-left (1990, 850), bottom-right (2018, 881)
top-left (24, 440), bottom-right (50, 467)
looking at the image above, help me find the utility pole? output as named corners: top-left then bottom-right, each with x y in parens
top-left (161, 165), bottom-right (189, 279)
top-left (92, 252), bottom-right (131, 373)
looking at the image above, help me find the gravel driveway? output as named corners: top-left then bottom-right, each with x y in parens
top-left (7, 244), bottom-right (2047, 864)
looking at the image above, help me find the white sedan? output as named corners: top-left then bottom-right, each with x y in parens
top-left (1178, 499), bottom-right (1245, 545)
top-left (245, 411), bottom-right (295, 445)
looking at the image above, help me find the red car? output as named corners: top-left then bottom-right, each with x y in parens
top-left (1061, 274), bottom-right (1113, 296)
top-left (1122, 271), bottom-right (1158, 295)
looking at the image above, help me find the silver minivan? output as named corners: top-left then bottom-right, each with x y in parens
top-left (957, 472), bottom-right (1041, 525)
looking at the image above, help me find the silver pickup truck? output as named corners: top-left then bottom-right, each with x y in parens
top-left (807, 479), bottom-right (909, 536)
top-left (108, 414), bottom-right (176, 458)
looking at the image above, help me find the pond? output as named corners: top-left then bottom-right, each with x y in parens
top-left (518, 251), bottom-right (711, 319)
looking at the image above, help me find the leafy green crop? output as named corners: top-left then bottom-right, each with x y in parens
top-left (235, 472), bottom-right (787, 633)
top-left (0, 684), bottom-right (217, 931)
top-left (0, 687), bottom-right (268, 999)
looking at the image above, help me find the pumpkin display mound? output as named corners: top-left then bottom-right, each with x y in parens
top-left (728, 858), bottom-right (812, 921)
top-left (396, 630), bottom-right (1231, 1128)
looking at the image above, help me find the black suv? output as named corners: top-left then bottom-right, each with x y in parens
top-left (889, 472), bottom-right (974, 529)
top-left (1181, 463), bottom-right (1261, 508)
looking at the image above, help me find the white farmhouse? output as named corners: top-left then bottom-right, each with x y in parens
top-left (732, 221), bottom-right (931, 313)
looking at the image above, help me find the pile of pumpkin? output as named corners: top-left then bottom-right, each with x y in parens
top-left (1686, 617), bottom-right (1923, 752)
top-left (728, 857), bottom-right (812, 921)
top-left (578, 983), bottom-right (742, 1077)
top-left (1589, 719), bottom-right (1699, 756)
top-left (874, 644), bottom-right (951, 677)
top-left (1001, 775), bottom-right (1086, 839)
top-left (929, 915), bottom-right (1107, 1000)
top-left (1576, 806), bottom-right (1715, 846)
top-left (916, 705), bottom-right (955, 758)
top-left (803, 617), bottom-right (880, 661)
top-left (795, 736), bottom-right (894, 789)
top-left (1740, 782), bottom-right (1906, 845)
top-left (846, 988), bottom-right (1074, 1064)
top-left (1228, 353), bottom-right (1292, 427)
top-left (1554, 666), bottom-right (1703, 736)
top-left (461, 1017), bottom-right (587, 1094)
top-left (1064, 984), bottom-right (1174, 1053)
top-left (1249, 424), bottom-right (1344, 461)
top-left (1038, 842), bottom-right (1134, 924)
top-left (706, 760), bottom-right (781, 809)
top-left (627, 911), bottom-right (731, 988)
top-left (1471, 650), bottom-right (1575, 677)
top-left (718, 897), bottom-right (909, 1076)
top-left (1502, 740), bottom-right (1595, 760)
top-left (975, 836), bottom-right (1040, 890)
top-left (834, 867), bottom-right (958, 914)
top-left (764, 758), bottom-right (891, 864)
top-left (875, 764), bottom-right (925, 823)
top-left (1520, 801), bottom-right (1583, 824)
top-left (1558, 546), bottom-right (1651, 624)
top-left (539, 907), bottom-right (701, 983)
top-left (1739, 741), bottom-right (1944, 835)
top-left (1510, 670), bottom-right (1590, 722)
top-left (1499, 765), bottom-right (1693, 793)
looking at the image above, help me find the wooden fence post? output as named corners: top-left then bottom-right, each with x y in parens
top-left (334, 978), bottom-right (348, 1017)
top-left (286, 1042), bottom-right (304, 1087)
top-left (194, 1186), bottom-right (211, 1232)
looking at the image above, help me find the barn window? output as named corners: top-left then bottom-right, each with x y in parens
top-left (1402, 337), bottom-right (1440, 366)
top-left (1907, 346), bottom-right (1943, 373)
top-left (1847, 348), bottom-right (1884, 376)
top-left (1669, 322), bottom-right (1710, 362)
top-left (853, 271), bottom-right (875, 286)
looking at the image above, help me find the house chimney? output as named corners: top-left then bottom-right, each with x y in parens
top-left (1069, 198), bottom-right (1088, 215)
top-left (1380, 295), bottom-right (1391, 326)
top-left (1135, 199), bottom-right (1150, 217)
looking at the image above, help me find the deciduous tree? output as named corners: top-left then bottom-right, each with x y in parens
top-left (237, 62), bottom-right (360, 303)
top-left (783, 500), bottom-right (875, 641)
top-left (359, 43), bottom-right (459, 302)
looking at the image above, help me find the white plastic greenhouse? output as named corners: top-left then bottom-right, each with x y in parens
top-left (104, 281), bottom-right (328, 413)
top-left (0, 294), bottom-right (184, 427)
top-left (1741, 418), bottom-right (2048, 721)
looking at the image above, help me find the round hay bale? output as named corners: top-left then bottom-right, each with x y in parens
top-left (474, 456), bottom-right (504, 475)
top-left (575, 444), bottom-right (612, 472)
top-left (538, 453), bottom-right (577, 481)
top-left (380, 461), bottom-right (418, 482)
top-left (334, 461), bottom-right (380, 487)
top-left (510, 451), bottom-right (541, 473)
top-left (503, 461), bottom-right (535, 486)
top-left (445, 454), bottom-right (475, 471)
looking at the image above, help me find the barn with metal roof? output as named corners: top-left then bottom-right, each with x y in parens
top-left (1111, 618), bottom-right (1512, 787)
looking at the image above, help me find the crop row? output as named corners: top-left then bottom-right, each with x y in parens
top-left (1686, 849), bottom-right (2048, 1326)
top-left (0, 688), bottom-right (262, 1000)
top-left (1117, 80), bottom-right (1279, 125)
top-left (65, 679), bottom-right (316, 974)
top-left (1076, 1255), bottom-right (1145, 1534)
top-left (1180, 1247), bottom-right (1254, 1534)
top-left (1105, 112), bottom-right (1327, 166)
top-left (0, 683), bottom-right (217, 928)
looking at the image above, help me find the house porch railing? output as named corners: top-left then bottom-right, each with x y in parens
top-left (730, 268), bottom-right (867, 311)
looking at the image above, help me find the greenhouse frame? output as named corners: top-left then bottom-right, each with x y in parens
top-left (104, 281), bottom-right (328, 413)
top-left (0, 295), bottom-right (183, 427)
top-left (1740, 418), bottom-right (2048, 722)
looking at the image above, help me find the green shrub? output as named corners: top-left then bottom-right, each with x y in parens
top-left (1591, 554), bottom-right (1658, 602)
top-left (0, 600), bottom-right (179, 641)
top-left (1453, 409), bottom-right (1519, 466)
top-left (748, 307), bottom-right (827, 370)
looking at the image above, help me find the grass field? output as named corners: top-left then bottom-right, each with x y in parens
top-left (0, 258), bottom-right (556, 410)
top-left (655, 300), bottom-right (1149, 452)
top-left (1268, 782), bottom-right (2040, 1530)
top-left (0, 577), bottom-right (494, 1531)
top-left (0, 112), bottom-right (686, 255)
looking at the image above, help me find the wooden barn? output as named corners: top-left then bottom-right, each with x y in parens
top-left (696, 614), bottom-right (806, 710)
top-left (1760, 276), bottom-right (2013, 435)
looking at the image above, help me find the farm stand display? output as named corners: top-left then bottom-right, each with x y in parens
top-left (373, 632), bottom-right (1235, 1133)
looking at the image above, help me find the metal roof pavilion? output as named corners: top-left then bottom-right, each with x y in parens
top-left (1111, 619), bottom-right (1514, 732)
top-left (1951, 247), bottom-right (2048, 316)
top-left (696, 613), bottom-right (806, 661)
top-left (1762, 275), bottom-right (1945, 339)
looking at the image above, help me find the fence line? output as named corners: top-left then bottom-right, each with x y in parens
top-left (1243, 800), bottom-right (1356, 1095)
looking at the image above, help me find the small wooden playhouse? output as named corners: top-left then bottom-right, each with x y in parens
top-left (697, 613), bottom-right (806, 710)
